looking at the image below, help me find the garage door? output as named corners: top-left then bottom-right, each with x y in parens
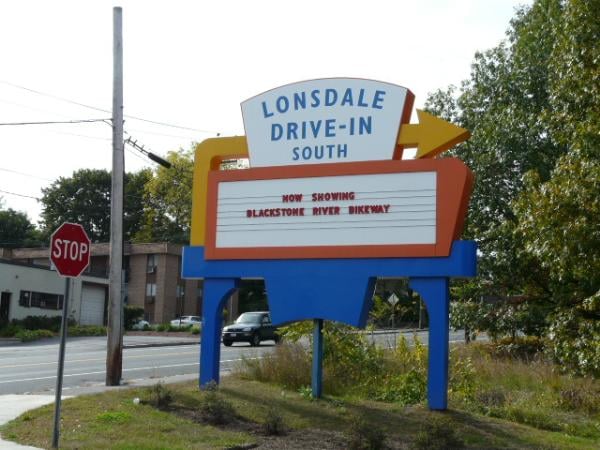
top-left (80, 284), bottom-right (106, 326)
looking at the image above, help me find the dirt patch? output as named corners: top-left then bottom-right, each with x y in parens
top-left (167, 404), bottom-right (350, 449)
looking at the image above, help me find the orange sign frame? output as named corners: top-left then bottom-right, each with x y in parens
top-left (205, 158), bottom-right (473, 260)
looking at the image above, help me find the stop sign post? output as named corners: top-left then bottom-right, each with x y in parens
top-left (49, 222), bottom-right (91, 449)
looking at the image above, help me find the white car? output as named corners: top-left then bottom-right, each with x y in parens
top-left (131, 319), bottom-right (150, 330)
top-left (170, 315), bottom-right (201, 328)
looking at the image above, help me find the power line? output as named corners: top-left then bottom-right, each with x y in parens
top-left (46, 129), bottom-right (111, 141)
top-left (0, 80), bottom-right (109, 114)
top-left (0, 189), bottom-right (40, 200)
top-left (0, 118), bottom-right (110, 126)
top-left (125, 127), bottom-right (201, 140)
top-left (0, 80), bottom-right (221, 134)
top-left (0, 167), bottom-right (52, 181)
top-left (124, 146), bottom-right (150, 164)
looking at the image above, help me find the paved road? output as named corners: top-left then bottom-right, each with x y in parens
top-left (0, 336), bottom-right (275, 395)
top-left (0, 329), bottom-right (470, 395)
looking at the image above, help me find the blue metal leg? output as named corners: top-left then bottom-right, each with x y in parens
top-left (311, 319), bottom-right (323, 398)
top-left (409, 277), bottom-right (450, 410)
top-left (199, 278), bottom-right (239, 388)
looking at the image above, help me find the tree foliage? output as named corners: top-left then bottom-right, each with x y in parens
top-left (135, 150), bottom-right (193, 244)
top-left (0, 207), bottom-right (41, 248)
top-left (40, 168), bottom-right (151, 243)
top-left (427, 0), bottom-right (599, 374)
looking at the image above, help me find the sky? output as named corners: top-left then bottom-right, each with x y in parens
top-left (0, 0), bottom-right (531, 225)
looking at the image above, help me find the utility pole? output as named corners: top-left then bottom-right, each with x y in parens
top-left (106, 6), bottom-right (124, 386)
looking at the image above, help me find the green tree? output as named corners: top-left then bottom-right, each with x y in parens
top-left (40, 168), bottom-right (151, 243)
top-left (515, 151), bottom-right (600, 375)
top-left (135, 149), bottom-right (194, 244)
top-left (427, 0), bottom-right (599, 368)
top-left (0, 207), bottom-right (42, 247)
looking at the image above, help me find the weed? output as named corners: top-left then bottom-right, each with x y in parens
top-left (558, 382), bottom-right (600, 414)
top-left (146, 382), bottom-right (173, 409)
top-left (476, 388), bottom-right (507, 408)
top-left (412, 415), bottom-right (465, 450)
top-left (262, 406), bottom-right (285, 435)
top-left (346, 412), bottom-right (386, 450)
top-left (497, 406), bottom-right (562, 432)
top-left (237, 342), bottom-right (311, 389)
top-left (199, 381), bottom-right (235, 425)
top-left (372, 370), bottom-right (426, 405)
top-left (298, 385), bottom-right (313, 400)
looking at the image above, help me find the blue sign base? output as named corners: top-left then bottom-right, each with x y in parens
top-left (182, 240), bottom-right (476, 410)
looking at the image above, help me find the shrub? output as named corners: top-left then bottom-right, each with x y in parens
top-left (0, 323), bottom-right (23, 337)
top-left (124, 305), bottom-right (145, 330)
top-left (155, 323), bottom-right (169, 332)
top-left (262, 406), bottom-right (285, 435)
top-left (199, 382), bottom-right (235, 425)
top-left (347, 412), bottom-right (386, 450)
top-left (15, 329), bottom-right (54, 342)
top-left (169, 324), bottom-right (192, 332)
top-left (191, 325), bottom-right (201, 335)
top-left (155, 323), bottom-right (193, 332)
top-left (372, 370), bottom-right (426, 405)
top-left (68, 325), bottom-right (106, 336)
top-left (145, 382), bottom-right (173, 409)
top-left (489, 336), bottom-right (545, 360)
top-left (412, 416), bottom-right (465, 450)
top-left (12, 315), bottom-right (74, 332)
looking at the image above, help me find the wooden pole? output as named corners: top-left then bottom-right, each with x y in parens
top-left (106, 6), bottom-right (124, 386)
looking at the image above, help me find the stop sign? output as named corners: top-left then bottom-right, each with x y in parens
top-left (50, 223), bottom-right (91, 277)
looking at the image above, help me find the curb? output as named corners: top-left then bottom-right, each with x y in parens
top-left (0, 338), bottom-right (20, 347)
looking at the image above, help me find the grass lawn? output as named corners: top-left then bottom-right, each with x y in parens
top-left (1, 376), bottom-right (599, 449)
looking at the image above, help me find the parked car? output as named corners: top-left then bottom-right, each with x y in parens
top-left (170, 315), bottom-right (201, 328)
top-left (222, 311), bottom-right (279, 346)
top-left (131, 319), bottom-right (150, 330)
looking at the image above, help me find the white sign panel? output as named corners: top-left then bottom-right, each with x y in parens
top-left (241, 78), bottom-right (411, 168)
top-left (215, 172), bottom-right (436, 249)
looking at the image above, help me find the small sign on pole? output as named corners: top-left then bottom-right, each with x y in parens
top-left (388, 293), bottom-right (400, 330)
top-left (49, 222), bottom-right (90, 449)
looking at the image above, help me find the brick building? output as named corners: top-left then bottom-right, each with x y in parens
top-left (6, 242), bottom-right (202, 324)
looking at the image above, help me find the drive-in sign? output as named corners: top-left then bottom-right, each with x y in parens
top-left (50, 222), bottom-right (91, 277)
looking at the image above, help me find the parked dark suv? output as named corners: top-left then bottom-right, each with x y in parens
top-left (222, 311), bottom-right (279, 346)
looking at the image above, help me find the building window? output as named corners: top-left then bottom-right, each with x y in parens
top-left (146, 254), bottom-right (157, 273)
top-left (19, 290), bottom-right (63, 310)
top-left (146, 283), bottom-right (156, 303)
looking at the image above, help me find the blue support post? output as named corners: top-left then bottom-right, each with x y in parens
top-left (409, 277), bottom-right (450, 410)
top-left (199, 278), bottom-right (239, 388)
top-left (312, 319), bottom-right (323, 398)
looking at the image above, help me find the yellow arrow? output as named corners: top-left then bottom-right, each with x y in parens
top-left (397, 109), bottom-right (470, 159)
